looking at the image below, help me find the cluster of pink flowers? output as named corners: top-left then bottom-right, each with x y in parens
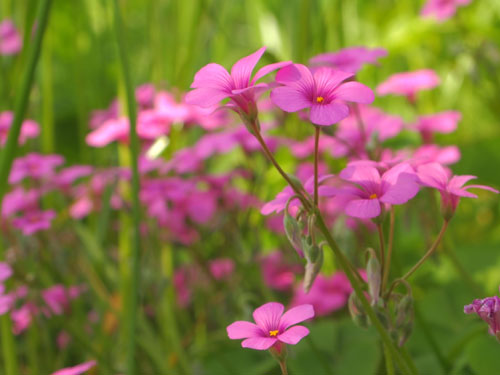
top-left (0, 19), bottom-right (22, 56)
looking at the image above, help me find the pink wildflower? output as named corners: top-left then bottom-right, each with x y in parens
top-left (411, 145), bottom-right (461, 166)
top-left (417, 163), bottom-right (498, 219)
top-left (227, 302), bottom-right (314, 350)
top-left (271, 64), bottom-right (374, 126)
top-left (9, 153), bottom-right (64, 184)
top-left (0, 20), bottom-right (22, 55)
top-left (376, 69), bottom-right (440, 102)
top-left (332, 163), bottom-right (420, 218)
top-left (186, 47), bottom-right (290, 120)
top-left (209, 258), bottom-right (235, 281)
top-left (260, 252), bottom-right (302, 291)
top-left (0, 111), bottom-right (39, 145)
top-left (411, 111), bottom-right (461, 143)
top-left (1, 187), bottom-right (39, 217)
top-left (309, 46), bottom-right (387, 73)
top-left (0, 263), bottom-right (12, 282)
top-left (50, 360), bottom-right (97, 375)
top-left (465, 287), bottom-right (500, 339)
top-left (12, 209), bottom-right (56, 235)
top-left (421, 0), bottom-right (472, 22)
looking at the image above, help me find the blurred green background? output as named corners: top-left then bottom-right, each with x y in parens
top-left (1, 0), bottom-right (500, 374)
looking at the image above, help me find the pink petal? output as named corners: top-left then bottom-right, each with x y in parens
top-left (271, 86), bottom-right (311, 112)
top-left (380, 173), bottom-right (420, 204)
top-left (278, 325), bottom-right (310, 345)
top-left (227, 321), bottom-right (263, 339)
top-left (50, 360), bottom-right (96, 375)
top-left (185, 88), bottom-right (230, 108)
top-left (276, 64), bottom-right (313, 84)
top-left (241, 337), bottom-right (277, 350)
top-left (279, 304), bottom-right (314, 330)
top-left (231, 47), bottom-right (266, 89)
top-left (309, 102), bottom-right (349, 126)
top-left (313, 68), bottom-right (354, 93)
top-left (382, 163), bottom-right (414, 186)
top-left (416, 163), bottom-right (449, 190)
top-left (252, 302), bottom-right (284, 332)
top-left (190, 63), bottom-right (232, 91)
top-left (334, 82), bottom-right (375, 104)
top-left (448, 175), bottom-right (477, 189)
top-left (340, 165), bottom-right (381, 192)
top-left (464, 184), bottom-right (499, 194)
top-left (252, 61), bottom-right (292, 84)
top-left (345, 198), bottom-right (381, 218)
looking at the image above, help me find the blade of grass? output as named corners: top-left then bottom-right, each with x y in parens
top-left (110, 1), bottom-right (143, 374)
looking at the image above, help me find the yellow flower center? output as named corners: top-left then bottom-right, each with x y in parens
top-left (369, 193), bottom-right (377, 199)
top-left (316, 96), bottom-right (324, 103)
top-left (269, 330), bottom-right (279, 337)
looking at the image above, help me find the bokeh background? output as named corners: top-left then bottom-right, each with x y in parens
top-left (1, 0), bottom-right (500, 374)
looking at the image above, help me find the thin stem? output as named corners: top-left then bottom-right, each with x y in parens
top-left (313, 126), bottom-right (320, 207)
top-left (401, 221), bottom-right (449, 281)
top-left (352, 103), bottom-right (366, 143)
top-left (384, 341), bottom-right (395, 375)
top-left (315, 213), bottom-right (413, 375)
top-left (279, 360), bottom-right (288, 375)
top-left (377, 223), bottom-right (385, 280)
top-left (111, 1), bottom-right (143, 375)
top-left (382, 207), bottom-right (395, 292)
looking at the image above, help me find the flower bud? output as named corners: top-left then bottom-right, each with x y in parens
top-left (348, 293), bottom-right (369, 328)
top-left (303, 247), bottom-right (323, 293)
top-left (366, 248), bottom-right (381, 305)
top-left (283, 210), bottom-right (304, 257)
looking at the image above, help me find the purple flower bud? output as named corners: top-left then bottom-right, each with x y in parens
top-left (465, 290), bottom-right (500, 339)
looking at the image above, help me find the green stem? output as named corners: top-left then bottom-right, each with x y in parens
top-left (384, 341), bottom-right (395, 375)
top-left (382, 207), bottom-right (395, 292)
top-left (111, 1), bottom-right (143, 374)
top-left (279, 359), bottom-right (288, 375)
top-left (313, 126), bottom-right (320, 208)
top-left (1, 315), bottom-right (18, 375)
top-left (314, 213), bottom-right (413, 375)
top-left (400, 221), bottom-right (449, 281)
top-left (377, 223), bottom-right (385, 281)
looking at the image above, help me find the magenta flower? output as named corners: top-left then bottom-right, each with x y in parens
top-left (0, 263), bottom-right (12, 283)
top-left (186, 47), bottom-right (290, 118)
top-left (0, 111), bottom-right (39, 145)
top-left (1, 187), bottom-right (39, 218)
top-left (9, 153), bottom-right (64, 184)
top-left (332, 163), bottom-right (420, 218)
top-left (309, 46), bottom-right (387, 74)
top-left (12, 209), bottom-right (56, 235)
top-left (291, 273), bottom-right (353, 316)
top-left (376, 69), bottom-right (440, 102)
top-left (411, 111), bottom-right (461, 143)
top-left (0, 20), bottom-right (22, 55)
top-left (260, 252), bottom-right (302, 291)
top-left (50, 360), bottom-right (97, 375)
top-left (271, 64), bottom-right (374, 126)
top-left (465, 287), bottom-right (500, 339)
top-left (227, 302), bottom-right (314, 350)
top-left (411, 145), bottom-right (461, 166)
top-left (417, 163), bottom-right (498, 218)
top-left (421, 0), bottom-right (472, 22)
top-left (209, 258), bottom-right (235, 281)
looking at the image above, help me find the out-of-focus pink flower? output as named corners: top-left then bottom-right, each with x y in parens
top-left (1, 188), bottom-right (39, 217)
top-left (173, 267), bottom-right (192, 308)
top-left (421, 0), bottom-right (472, 22)
top-left (54, 166), bottom-right (93, 189)
top-left (309, 46), bottom-right (387, 73)
top-left (9, 153), bottom-right (64, 184)
top-left (291, 272), bottom-right (353, 316)
top-left (57, 331), bottom-right (72, 350)
top-left (417, 163), bottom-right (498, 219)
top-left (12, 210), bottom-right (56, 235)
top-left (136, 83), bottom-right (156, 108)
top-left (186, 47), bottom-right (290, 119)
top-left (330, 163), bottom-right (420, 218)
top-left (209, 258), bottom-right (235, 281)
top-left (89, 100), bottom-right (119, 129)
top-left (11, 303), bottom-right (34, 334)
top-left (411, 111), bottom-right (461, 143)
top-left (465, 287), bottom-right (500, 339)
top-left (0, 20), bottom-right (22, 55)
top-left (0, 263), bottom-right (12, 283)
top-left (42, 285), bottom-right (75, 316)
top-left (376, 69), bottom-right (440, 102)
top-left (0, 111), bottom-right (39, 145)
top-left (260, 252), bottom-right (302, 291)
top-left (50, 360), bottom-right (97, 375)
top-left (271, 64), bottom-right (374, 126)
top-left (86, 117), bottom-right (129, 147)
top-left (227, 302), bottom-right (314, 350)
top-left (411, 145), bottom-right (461, 166)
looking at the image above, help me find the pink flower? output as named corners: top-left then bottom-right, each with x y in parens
top-left (0, 20), bottom-right (22, 55)
top-left (209, 258), bottom-right (235, 281)
top-left (11, 303), bottom-right (34, 334)
top-left (9, 153), bottom-right (64, 184)
top-left (227, 302), bottom-right (314, 350)
top-left (50, 360), bottom-right (97, 375)
top-left (417, 163), bottom-right (498, 218)
top-left (0, 111), bottom-right (39, 145)
top-left (291, 273), bottom-right (353, 316)
top-left (260, 252), bottom-right (302, 291)
top-left (54, 166), bottom-right (93, 189)
top-left (1, 187), bottom-right (39, 217)
top-left (186, 47), bottom-right (290, 118)
top-left (421, 0), bottom-right (472, 22)
top-left (411, 111), bottom-right (461, 143)
top-left (86, 117), bottom-right (128, 147)
top-left (376, 69), bottom-right (440, 101)
top-left (12, 209), bottom-right (56, 235)
top-left (135, 83), bottom-right (156, 108)
top-left (271, 64), bottom-right (374, 126)
top-left (0, 263), bottom-right (12, 282)
top-left (309, 46), bottom-right (387, 73)
top-left (465, 287), bottom-right (500, 339)
top-left (332, 163), bottom-right (420, 218)
top-left (411, 145), bottom-right (461, 166)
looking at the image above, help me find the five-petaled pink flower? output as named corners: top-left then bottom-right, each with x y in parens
top-left (417, 163), bottom-right (498, 219)
top-left (271, 64), bottom-right (374, 126)
top-left (376, 69), bottom-right (440, 102)
top-left (227, 302), bottom-right (314, 350)
top-left (186, 47), bottom-right (290, 119)
top-left (309, 46), bottom-right (387, 74)
top-left (421, 0), bottom-right (472, 22)
top-left (330, 163), bottom-right (420, 218)
top-left (411, 111), bottom-right (461, 143)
